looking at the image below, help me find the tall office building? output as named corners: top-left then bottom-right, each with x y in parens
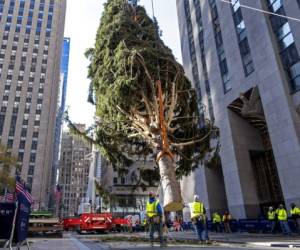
top-left (50, 37), bottom-right (70, 208)
top-left (177, 0), bottom-right (300, 219)
top-left (0, 0), bottom-right (67, 209)
top-left (58, 125), bottom-right (92, 218)
top-left (98, 159), bottom-right (158, 216)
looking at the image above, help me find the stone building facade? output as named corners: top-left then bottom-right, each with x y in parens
top-left (58, 125), bottom-right (92, 218)
top-left (0, 0), bottom-right (66, 208)
top-left (177, 0), bottom-right (300, 219)
top-left (98, 158), bottom-right (158, 216)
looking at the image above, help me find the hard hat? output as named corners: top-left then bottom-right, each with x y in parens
top-left (149, 191), bottom-right (155, 198)
top-left (194, 195), bottom-right (199, 201)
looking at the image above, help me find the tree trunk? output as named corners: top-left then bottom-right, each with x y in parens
top-left (157, 153), bottom-right (183, 211)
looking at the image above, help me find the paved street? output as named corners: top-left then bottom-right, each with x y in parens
top-left (15, 237), bottom-right (278, 250)
top-left (10, 231), bottom-right (300, 250)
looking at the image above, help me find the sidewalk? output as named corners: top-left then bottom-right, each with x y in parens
top-left (77, 231), bottom-right (300, 248)
top-left (167, 231), bottom-right (300, 247)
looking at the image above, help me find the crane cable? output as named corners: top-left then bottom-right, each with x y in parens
top-left (217, 0), bottom-right (300, 22)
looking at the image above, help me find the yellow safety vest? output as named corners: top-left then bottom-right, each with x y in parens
top-left (277, 208), bottom-right (287, 221)
top-left (290, 207), bottom-right (300, 215)
top-left (146, 200), bottom-right (159, 218)
top-left (268, 211), bottom-right (275, 220)
top-left (213, 213), bottom-right (221, 223)
top-left (191, 201), bottom-right (204, 219)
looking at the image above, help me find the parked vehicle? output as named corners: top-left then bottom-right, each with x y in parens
top-left (62, 217), bottom-right (82, 231)
top-left (74, 213), bottom-right (113, 234)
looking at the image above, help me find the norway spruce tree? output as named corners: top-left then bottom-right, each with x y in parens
top-left (77, 0), bottom-right (218, 211)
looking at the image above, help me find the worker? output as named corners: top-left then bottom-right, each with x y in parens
top-left (189, 195), bottom-right (209, 244)
top-left (146, 192), bottom-right (165, 247)
top-left (212, 212), bottom-right (222, 233)
top-left (267, 206), bottom-right (276, 234)
top-left (142, 218), bottom-right (148, 232)
top-left (222, 211), bottom-right (232, 233)
top-left (276, 204), bottom-right (291, 235)
top-left (290, 203), bottom-right (300, 233)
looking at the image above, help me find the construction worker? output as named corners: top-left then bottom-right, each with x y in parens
top-left (276, 204), bottom-right (291, 235)
top-left (222, 211), bottom-right (232, 233)
top-left (189, 195), bottom-right (209, 243)
top-left (290, 203), bottom-right (300, 233)
top-left (146, 192), bottom-right (165, 247)
top-left (142, 218), bottom-right (148, 232)
top-left (267, 206), bottom-right (276, 233)
top-left (212, 212), bottom-right (222, 233)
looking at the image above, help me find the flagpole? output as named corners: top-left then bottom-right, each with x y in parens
top-left (4, 187), bottom-right (8, 202)
top-left (4, 201), bottom-right (18, 250)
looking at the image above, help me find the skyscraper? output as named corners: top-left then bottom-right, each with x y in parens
top-left (0, 0), bottom-right (67, 209)
top-left (177, 0), bottom-right (300, 219)
top-left (58, 125), bottom-right (92, 218)
top-left (50, 37), bottom-right (70, 207)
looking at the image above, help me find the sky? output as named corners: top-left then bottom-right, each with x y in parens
top-left (64, 0), bottom-right (182, 127)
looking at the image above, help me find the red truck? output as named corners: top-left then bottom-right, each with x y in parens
top-left (63, 213), bottom-right (114, 233)
top-left (62, 217), bottom-right (82, 231)
top-left (63, 213), bottom-right (131, 233)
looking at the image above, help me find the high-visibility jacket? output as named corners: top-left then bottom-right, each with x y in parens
top-left (190, 201), bottom-right (204, 219)
top-left (277, 208), bottom-right (287, 221)
top-left (142, 219), bottom-right (147, 225)
top-left (290, 207), bottom-right (300, 216)
top-left (213, 213), bottom-right (221, 223)
top-left (146, 200), bottom-right (159, 218)
top-left (222, 214), bottom-right (232, 222)
top-left (267, 211), bottom-right (275, 220)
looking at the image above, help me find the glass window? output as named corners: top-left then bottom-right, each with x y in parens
top-left (0, 114), bottom-right (4, 135)
top-left (31, 141), bottom-right (37, 150)
top-left (19, 140), bottom-right (25, 149)
top-left (21, 128), bottom-right (27, 137)
top-left (9, 115), bottom-right (17, 136)
top-left (290, 62), bottom-right (300, 91)
top-left (18, 152), bottom-right (24, 162)
top-left (280, 44), bottom-right (299, 68)
top-left (28, 165), bottom-right (35, 175)
top-left (30, 153), bottom-right (36, 163)
top-left (268, 0), bottom-right (283, 12)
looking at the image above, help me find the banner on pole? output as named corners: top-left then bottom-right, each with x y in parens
top-left (0, 202), bottom-right (16, 240)
top-left (15, 199), bottom-right (30, 243)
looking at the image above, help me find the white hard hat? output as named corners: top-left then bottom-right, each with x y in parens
top-left (194, 195), bottom-right (199, 201)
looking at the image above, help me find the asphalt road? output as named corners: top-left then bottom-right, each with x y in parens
top-left (23, 237), bottom-right (288, 250)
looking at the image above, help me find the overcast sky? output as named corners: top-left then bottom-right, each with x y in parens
top-left (64, 0), bottom-right (182, 127)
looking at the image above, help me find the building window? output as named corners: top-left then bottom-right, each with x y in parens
top-left (31, 141), bottom-right (37, 150)
top-left (28, 165), bottom-right (35, 176)
top-left (121, 177), bottom-right (125, 184)
top-left (183, 0), bottom-right (204, 120)
top-left (113, 177), bottom-right (118, 184)
top-left (30, 153), bottom-right (36, 163)
top-left (266, 0), bottom-right (300, 92)
top-left (33, 131), bottom-right (39, 138)
top-left (21, 128), bottom-right (27, 137)
top-left (9, 115), bottom-right (17, 136)
top-left (208, 0), bottom-right (231, 93)
top-left (19, 140), bottom-right (25, 149)
top-left (7, 139), bottom-right (13, 149)
top-left (231, 0), bottom-right (254, 76)
top-left (18, 152), bottom-right (24, 162)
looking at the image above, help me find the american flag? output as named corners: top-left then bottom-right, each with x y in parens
top-left (0, 192), bottom-right (15, 202)
top-left (16, 176), bottom-right (34, 204)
